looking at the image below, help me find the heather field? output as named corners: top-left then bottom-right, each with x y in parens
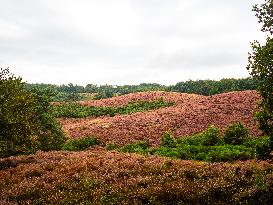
top-left (61, 90), bottom-right (261, 146)
top-left (1, 90), bottom-right (273, 204)
top-left (1, 149), bottom-right (273, 205)
top-left (2, 0), bottom-right (272, 203)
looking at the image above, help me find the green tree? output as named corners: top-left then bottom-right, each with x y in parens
top-left (0, 68), bottom-right (37, 156)
top-left (247, 0), bottom-right (273, 147)
top-left (31, 88), bottom-right (67, 151)
top-left (0, 68), bottom-right (66, 157)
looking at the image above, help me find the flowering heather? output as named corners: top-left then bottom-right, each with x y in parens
top-left (78, 91), bottom-right (199, 107)
top-left (0, 149), bottom-right (273, 204)
top-left (61, 90), bottom-right (261, 146)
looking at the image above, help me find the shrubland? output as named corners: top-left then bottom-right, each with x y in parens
top-left (1, 0), bottom-right (272, 204)
top-left (52, 98), bottom-right (174, 118)
top-left (117, 123), bottom-right (271, 162)
top-left (1, 150), bottom-right (273, 204)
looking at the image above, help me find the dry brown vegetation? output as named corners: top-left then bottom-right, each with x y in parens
top-left (1, 148), bottom-right (273, 204)
top-left (61, 90), bottom-right (261, 146)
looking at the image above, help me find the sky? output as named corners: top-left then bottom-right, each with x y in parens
top-left (0, 0), bottom-right (266, 86)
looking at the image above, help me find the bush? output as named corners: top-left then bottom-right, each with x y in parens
top-left (152, 147), bottom-right (179, 158)
top-left (224, 122), bottom-right (248, 145)
top-left (62, 137), bottom-right (100, 151)
top-left (116, 124), bottom-right (267, 162)
top-left (255, 137), bottom-right (271, 159)
top-left (106, 143), bottom-right (119, 151)
top-left (201, 125), bottom-right (222, 146)
top-left (205, 145), bottom-right (254, 162)
top-left (160, 132), bottom-right (176, 148)
top-left (151, 144), bottom-right (254, 162)
top-left (119, 141), bottom-right (150, 154)
top-left (176, 134), bottom-right (204, 146)
top-left (176, 125), bottom-right (222, 147)
top-left (52, 103), bottom-right (90, 118)
top-left (177, 145), bottom-right (209, 160)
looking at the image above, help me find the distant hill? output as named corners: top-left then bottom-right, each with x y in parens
top-left (60, 90), bottom-right (261, 146)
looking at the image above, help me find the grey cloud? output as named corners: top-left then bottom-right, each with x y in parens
top-left (0, 0), bottom-right (265, 85)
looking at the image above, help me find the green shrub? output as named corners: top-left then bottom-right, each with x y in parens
top-left (152, 147), bottom-right (179, 158)
top-left (176, 125), bottom-right (222, 147)
top-left (152, 144), bottom-right (254, 162)
top-left (106, 143), bottom-right (119, 151)
top-left (177, 145), bottom-right (209, 160)
top-left (62, 137), bottom-right (100, 151)
top-left (160, 132), bottom-right (176, 148)
top-left (119, 141), bottom-right (150, 154)
top-left (176, 134), bottom-right (205, 146)
top-left (116, 125), bottom-right (268, 162)
top-left (52, 98), bottom-right (174, 118)
top-left (205, 145), bottom-right (254, 162)
top-left (201, 125), bottom-right (222, 146)
top-left (52, 103), bottom-right (90, 118)
top-left (224, 122), bottom-right (248, 145)
top-left (255, 137), bottom-right (271, 159)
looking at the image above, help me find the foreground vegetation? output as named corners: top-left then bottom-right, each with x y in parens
top-left (1, 150), bottom-right (273, 205)
top-left (52, 98), bottom-right (174, 118)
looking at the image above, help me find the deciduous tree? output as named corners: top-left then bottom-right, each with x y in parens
top-left (247, 0), bottom-right (273, 147)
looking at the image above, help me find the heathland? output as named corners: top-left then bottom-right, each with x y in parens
top-left (1, 82), bottom-right (273, 204)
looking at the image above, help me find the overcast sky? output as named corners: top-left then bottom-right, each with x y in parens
top-left (0, 0), bottom-right (266, 85)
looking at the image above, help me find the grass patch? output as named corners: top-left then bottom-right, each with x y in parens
top-left (52, 98), bottom-right (174, 118)
top-left (62, 137), bottom-right (100, 151)
top-left (119, 141), bottom-right (150, 155)
top-left (106, 143), bottom-right (119, 151)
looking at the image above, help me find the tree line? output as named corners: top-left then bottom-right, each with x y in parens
top-left (25, 77), bottom-right (258, 101)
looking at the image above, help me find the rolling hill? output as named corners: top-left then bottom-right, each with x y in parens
top-left (60, 90), bottom-right (261, 146)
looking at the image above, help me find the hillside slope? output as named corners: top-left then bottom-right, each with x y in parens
top-left (61, 90), bottom-right (261, 146)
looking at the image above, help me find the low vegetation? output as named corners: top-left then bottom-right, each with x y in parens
top-left (52, 98), bottom-right (174, 118)
top-left (62, 136), bottom-right (100, 151)
top-left (1, 150), bottom-right (273, 204)
top-left (118, 123), bottom-right (271, 162)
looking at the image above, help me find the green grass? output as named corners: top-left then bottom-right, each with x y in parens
top-left (119, 141), bottom-right (150, 155)
top-left (52, 98), bottom-right (174, 118)
top-left (62, 137), bottom-right (100, 151)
